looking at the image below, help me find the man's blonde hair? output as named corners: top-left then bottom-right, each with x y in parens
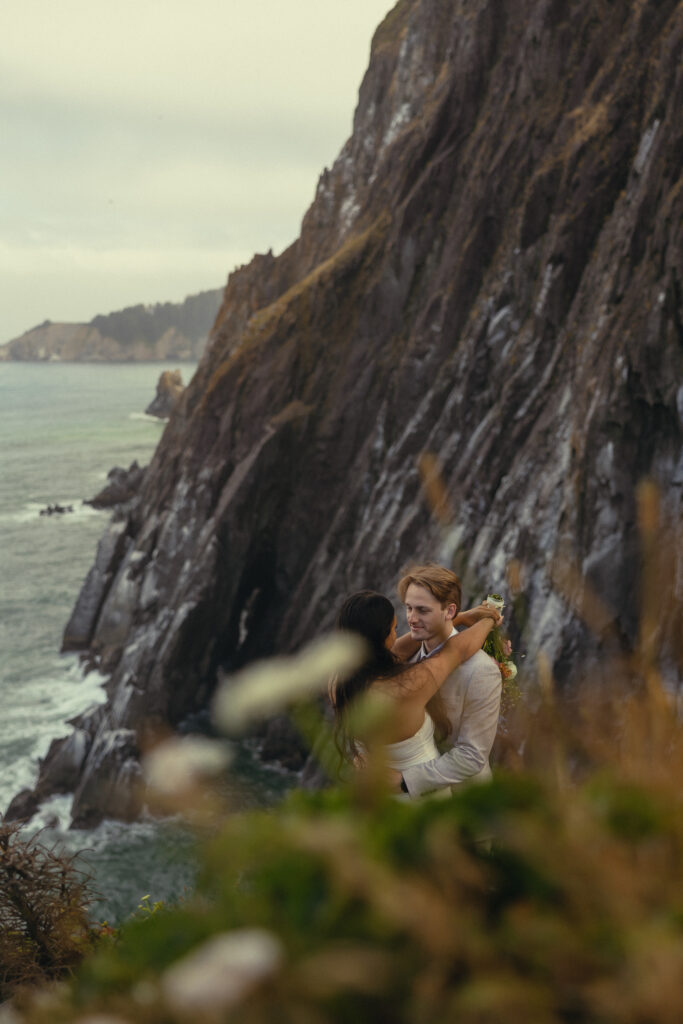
top-left (397, 563), bottom-right (462, 614)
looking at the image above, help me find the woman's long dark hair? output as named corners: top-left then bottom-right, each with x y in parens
top-left (331, 589), bottom-right (451, 768)
top-left (331, 590), bottom-right (405, 764)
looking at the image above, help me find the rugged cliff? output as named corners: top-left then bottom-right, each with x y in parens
top-left (10, 0), bottom-right (682, 826)
top-left (0, 289), bottom-right (222, 361)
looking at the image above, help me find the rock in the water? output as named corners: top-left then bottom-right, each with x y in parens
top-left (85, 461), bottom-right (145, 511)
top-left (70, 729), bottom-right (143, 829)
top-left (38, 730), bottom-right (90, 794)
top-left (39, 503), bottom-right (74, 516)
top-left (145, 369), bottom-right (185, 419)
top-left (4, 729), bottom-right (90, 823)
top-left (259, 716), bottom-right (308, 771)
top-left (4, 788), bottom-right (41, 823)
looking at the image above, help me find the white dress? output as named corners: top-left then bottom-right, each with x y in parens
top-left (385, 712), bottom-right (440, 770)
top-left (385, 713), bottom-right (451, 800)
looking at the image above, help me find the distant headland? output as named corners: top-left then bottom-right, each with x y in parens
top-left (0, 287), bottom-right (222, 362)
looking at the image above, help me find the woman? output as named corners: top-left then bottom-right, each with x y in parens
top-left (331, 590), bottom-right (500, 779)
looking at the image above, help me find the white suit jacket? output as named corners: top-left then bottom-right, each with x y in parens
top-left (402, 629), bottom-right (502, 797)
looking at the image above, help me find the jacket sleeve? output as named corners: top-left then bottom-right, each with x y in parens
top-left (401, 659), bottom-right (502, 797)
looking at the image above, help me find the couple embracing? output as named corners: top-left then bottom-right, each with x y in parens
top-left (331, 564), bottom-right (503, 798)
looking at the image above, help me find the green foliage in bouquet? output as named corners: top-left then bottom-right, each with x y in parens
top-left (482, 608), bottom-right (522, 716)
top-left (482, 625), bottom-right (508, 664)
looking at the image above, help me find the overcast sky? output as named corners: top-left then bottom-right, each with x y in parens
top-left (0, 0), bottom-right (394, 342)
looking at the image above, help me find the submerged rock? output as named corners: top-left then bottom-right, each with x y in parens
top-left (4, 788), bottom-right (40, 823)
top-left (259, 716), bottom-right (309, 771)
top-left (39, 503), bottom-right (74, 516)
top-left (10, 0), bottom-right (682, 826)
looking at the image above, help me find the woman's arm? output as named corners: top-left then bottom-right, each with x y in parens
top-left (405, 612), bottom-right (500, 702)
top-left (453, 603), bottom-right (500, 629)
top-left (394, 603), bottom-right (497, 659)
top-left (391, 631), bottom-right (421, 662)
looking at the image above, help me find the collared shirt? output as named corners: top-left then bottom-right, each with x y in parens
top-left (415, 626), bottom-right (457, 662)
top-left (402, 628), bottom-right (502, 797)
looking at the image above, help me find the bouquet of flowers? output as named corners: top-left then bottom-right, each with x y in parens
top-left (482, 593), bottom-right (521, 710)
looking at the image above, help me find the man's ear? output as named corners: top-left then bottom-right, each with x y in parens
top-left (444, 603), bottom-right (458, 622)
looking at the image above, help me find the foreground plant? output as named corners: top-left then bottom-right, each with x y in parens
top-left (10, 481), bottom-right (681, 1021)
top-left (0, 822), bottom-right (95, 1001)
top-left (13, 677), bottom-right (683, 1024)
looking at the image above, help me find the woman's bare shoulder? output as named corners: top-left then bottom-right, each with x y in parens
top-left (374, 662), bottom-right (432, 697)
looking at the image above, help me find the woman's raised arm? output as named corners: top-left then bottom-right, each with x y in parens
top-left (403, 611), bottom-right (500, 702)
top-left (391, 631), bottom-right (421, 662)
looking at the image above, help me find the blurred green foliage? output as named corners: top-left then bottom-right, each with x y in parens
top-left (13, 723), bottom-right (683, 1023)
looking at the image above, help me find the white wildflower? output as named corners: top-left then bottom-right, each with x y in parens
top-left (213, 632), bottom-right (366, 733)
top-left (143, 736), bottom-right (232, 797)
top-left (162, 929), bottom-right (284, 1013)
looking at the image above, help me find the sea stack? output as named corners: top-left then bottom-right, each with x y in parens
top-left (145, 369), bottom-right (185, 419)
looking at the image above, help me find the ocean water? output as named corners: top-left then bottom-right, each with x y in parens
top-left (0, 362), bottom-right (293, 922)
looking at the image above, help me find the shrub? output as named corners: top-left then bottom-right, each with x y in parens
top-left (0, 822), bottom-right (95, 1002)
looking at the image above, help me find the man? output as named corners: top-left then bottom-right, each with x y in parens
top-left (395, 563), bottom-right (502, 797)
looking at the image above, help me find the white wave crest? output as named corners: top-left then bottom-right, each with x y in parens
top-left (128, 412), bottom-right (164, 424)
top-left (0, 661), bottom-right (108, 811)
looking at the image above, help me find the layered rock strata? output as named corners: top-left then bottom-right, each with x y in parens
top-left (11, 0), bottom-right (682, 826)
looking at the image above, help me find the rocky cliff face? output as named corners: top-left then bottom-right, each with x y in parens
top-left (0, 289), bottom-right (222, 361)
top-left (10, 0), bottom-right (682, 826)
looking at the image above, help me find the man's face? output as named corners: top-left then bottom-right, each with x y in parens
top-left (403, 583), bottom-right (455, 650)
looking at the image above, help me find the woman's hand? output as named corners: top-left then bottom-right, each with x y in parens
top-left (484, 606), bottom-right (503, 627)
top-left (455, 603), bottom-right (503, 628)
top-left (477, 605), bottom-right (503, 628)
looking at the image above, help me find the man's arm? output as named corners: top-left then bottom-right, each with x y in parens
top-left (401, 660), bottom-right (502, 797)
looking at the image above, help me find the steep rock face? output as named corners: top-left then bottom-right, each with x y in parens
top-left (16, 0), bottom-right (682, 825)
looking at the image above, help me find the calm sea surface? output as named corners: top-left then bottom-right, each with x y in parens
top-left (0, 362), bottom-right (292, 922)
